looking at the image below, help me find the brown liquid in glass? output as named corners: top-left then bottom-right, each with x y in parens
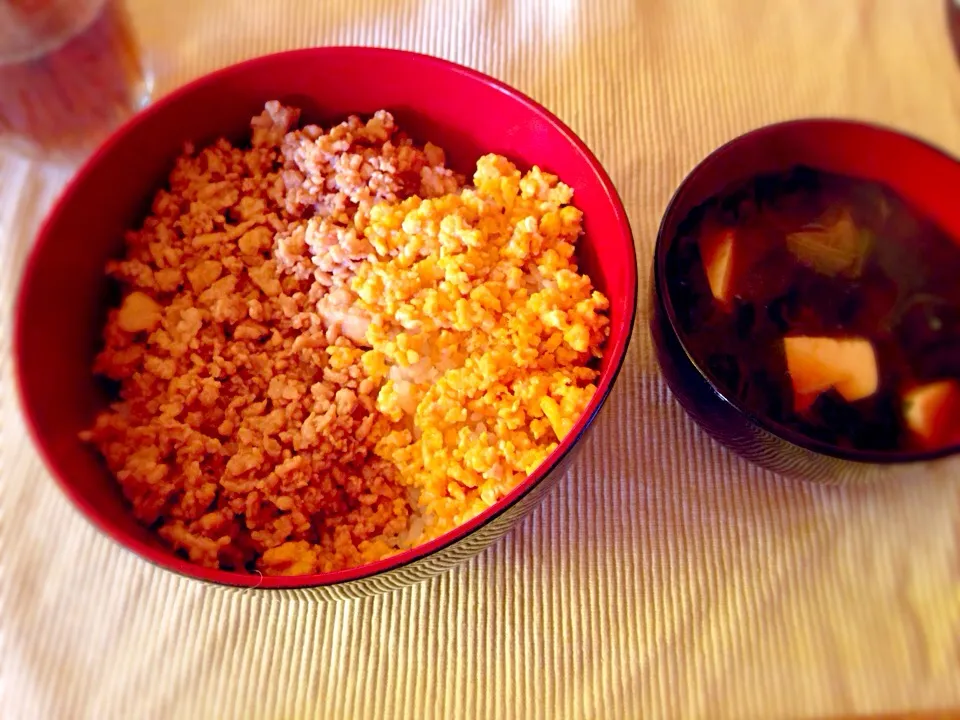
top-left (0, 0), bottom-right (151, 160)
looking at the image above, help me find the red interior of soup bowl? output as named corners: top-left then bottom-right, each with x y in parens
top-left (14, 47), bottom-right (637, 589)
top-left (657, 118), bottom-right (960, 463)
top-left (660, 120), bottom-right (960, 249)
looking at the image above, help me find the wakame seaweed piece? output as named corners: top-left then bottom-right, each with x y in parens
top-left (812, 389), bottom-right (864, 437)
top-left (718, 188), bottom-right (755, 225)
top-left (753, 171), bottom-right (785, 207)
top-left (766, 292), bottom-right (800, 334)
top-left (913, 337), bottom-right (960, 381)
top-left (781, 165), bottom-right (821, 195)
top-left (734, 298), bottom-right (756, 339)
top-left (846, 393), bottom-right (904, 451)
top-left (745, 367), bottom-right (788, 421)
top-left (667, 236), bottom-right (710, 333)
top-left (675, 201), bottom-right (710, 238)
top-left (836, 283), bottom-right (863, 326)
top-left (706, 352), bottom-right (742, 395)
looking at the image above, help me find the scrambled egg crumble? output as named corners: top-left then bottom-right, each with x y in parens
top-left (82, 104), bottom-right (609, 576)
top-left (354, 155), bottom-right (609, 536)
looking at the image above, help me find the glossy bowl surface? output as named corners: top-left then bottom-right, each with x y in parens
top-left (14, 47), bottom-right (638, 598)
top-left (651, 118), bottom-right (960, 484)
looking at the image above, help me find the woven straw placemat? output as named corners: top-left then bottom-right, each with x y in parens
top-left (1, 1), bottom-right (959, 717)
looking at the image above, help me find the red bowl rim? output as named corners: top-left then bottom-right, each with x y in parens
top-left (654, 117), bottom-right (960, 465)
top-left (13, 46), bottom-right (639, 590)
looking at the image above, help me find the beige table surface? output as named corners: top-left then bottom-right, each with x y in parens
top-left (2, 1), bottom-right (960, 718)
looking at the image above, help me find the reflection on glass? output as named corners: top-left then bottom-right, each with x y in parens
top-left (0, 0), bottom-right (153, 161)
top-left (949, 0), bottom-right (960, 67)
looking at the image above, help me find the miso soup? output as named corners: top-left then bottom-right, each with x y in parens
top-left (666, 166), bottom-right (960, 453)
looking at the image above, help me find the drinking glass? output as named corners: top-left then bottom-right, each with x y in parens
top-left (0, 0), bottom-right (153, 160)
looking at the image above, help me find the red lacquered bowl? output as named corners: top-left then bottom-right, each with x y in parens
top-left (14, 47), bottom-right (638, 599)
top-left (651, 119), bottom-right (960, 484)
